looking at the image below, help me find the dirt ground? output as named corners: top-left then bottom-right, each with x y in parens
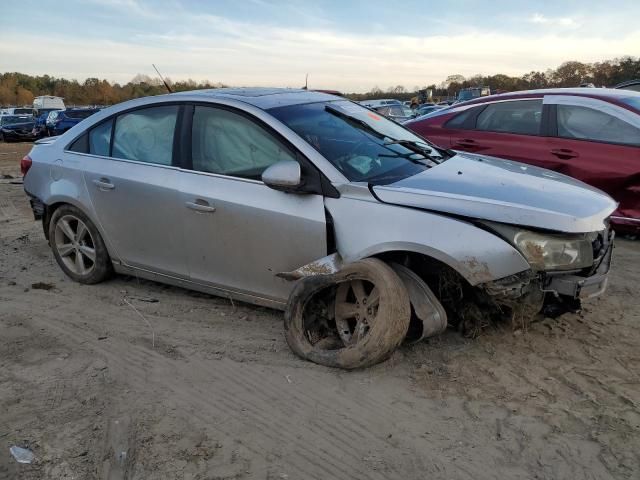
top-left (1, 141), bottom-right (639, 480)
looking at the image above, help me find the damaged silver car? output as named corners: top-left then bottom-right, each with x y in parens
top-left (22, 88), bottom-right (616, 369)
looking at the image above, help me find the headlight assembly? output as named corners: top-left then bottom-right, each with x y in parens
top-left (486, 223), bottom-right (594, 271)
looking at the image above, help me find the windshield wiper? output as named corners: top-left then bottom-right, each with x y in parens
top-left (325, 105), bottom-right (445, 164)
top-left (325, 105), bottom-right (386, 139)
top-left (383, 139), bottom-right (443, 164)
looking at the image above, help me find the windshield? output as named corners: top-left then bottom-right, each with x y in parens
top-left (1, 115), bottom-right (33, 125)
top-left (12, 108), bottom-right (33, 115)
top-left (269, 100), bottom-right (448, 184)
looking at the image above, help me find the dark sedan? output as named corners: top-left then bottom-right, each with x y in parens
top-left (406, 88), bottom-right (640, 232)
top-left (0, 115), bottom-right (37, 142)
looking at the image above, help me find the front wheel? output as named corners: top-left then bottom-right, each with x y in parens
top-left (284, 258), bottom-right (411, 369)
top-left (49, 205), bottom-right (113, 284)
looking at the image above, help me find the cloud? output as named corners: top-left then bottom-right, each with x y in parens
top-left (529, 13), bottom-right (579, 28)
top-left (1, 9), bottom-right (637, 92)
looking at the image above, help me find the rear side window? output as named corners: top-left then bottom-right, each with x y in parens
top-left (191, 106), bottom-right (296, 180)
top-left (112, 105), bottom-right (178, 165)
top-left (89, 120), bottom-right (112, 156)
top-left (476, 100), bottom-right (542, 135)
top-left (557, 104), bottom-right (640, 146)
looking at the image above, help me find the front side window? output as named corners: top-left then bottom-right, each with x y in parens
top-left (443, 107), bottom-right (475, 129)
top-left (191, 106), bottom-right (296, 180)
top-left (112, 105), bottom-right (178, 165)
top-left (475, 100), bottom-right (542, 135)
top-left (557, 104), bottom-right (640, 145)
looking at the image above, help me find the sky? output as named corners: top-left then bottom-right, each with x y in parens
top-left (2, 0), bottom-right (639, 92)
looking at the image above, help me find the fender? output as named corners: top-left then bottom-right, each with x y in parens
top-left (24, 157), bottom-right (122, 263)
top-left (324, 195), bottom-right (531, 285)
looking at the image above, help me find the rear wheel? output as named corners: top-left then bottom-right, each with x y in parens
top-left (49, 205), bottom-right (112, 284)
top-left (284, 258), bottom-right (411, 369)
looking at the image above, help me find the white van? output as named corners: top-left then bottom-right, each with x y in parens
top-left (33, 96), bottom-right (65, 111)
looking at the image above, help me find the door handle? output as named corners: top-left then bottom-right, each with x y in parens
top-left (455, 139), bottom-right (477, 148)
top-left (185, 200), bottom-right (216, 213)
top-left (93, 178), bottom-right (115, 190)
top-left (550, 148), bottom-right (579, 159)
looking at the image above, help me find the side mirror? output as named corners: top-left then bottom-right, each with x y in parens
top-left (262, 160), bottom-right (303, 192)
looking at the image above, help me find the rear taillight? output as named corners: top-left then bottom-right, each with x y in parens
top-left (20, 155), bottom-right (32, 176)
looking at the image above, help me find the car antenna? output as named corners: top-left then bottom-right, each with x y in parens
top-left (152, 64), bottom-right (173, 93)
top-left (302, 73), bottom-right (308, 90)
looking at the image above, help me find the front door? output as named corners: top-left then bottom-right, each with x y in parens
top-left (180, 105), bottom-right (327, 303)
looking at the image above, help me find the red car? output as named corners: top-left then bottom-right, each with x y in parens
top-left (406, 88), bottom-right (640, 232)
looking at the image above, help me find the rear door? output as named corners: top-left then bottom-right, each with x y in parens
top-left (82, 104), bottom-right (189, 277)
top-left (179, 104), bottom-right (327, 304)
top-left (448, 98), bottom-right (553, 166)
top-left (544, 95), bottom-right (640, 223)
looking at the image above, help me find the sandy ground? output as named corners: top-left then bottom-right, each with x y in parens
top-left (1, 141), bottom-right (639, 479)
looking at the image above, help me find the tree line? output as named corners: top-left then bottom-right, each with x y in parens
top-left (1, 56), bottom-right (638, 107)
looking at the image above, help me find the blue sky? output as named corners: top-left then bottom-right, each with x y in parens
top-left (2, 0), bottom-right (639, 91)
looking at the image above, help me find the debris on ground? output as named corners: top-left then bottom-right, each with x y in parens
top-left (10, 446), bottom-right (34, 464)
top-left (31, 282), bottom-right (55, 291)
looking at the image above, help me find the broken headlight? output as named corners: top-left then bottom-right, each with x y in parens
top-left (487, 223), bottom-right (594, 271)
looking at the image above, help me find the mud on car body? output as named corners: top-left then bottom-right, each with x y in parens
top-left (22, 88), bottom-right (616, 369)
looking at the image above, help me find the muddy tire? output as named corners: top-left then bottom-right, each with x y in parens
top-left (49, 204), bottom-right (113, 284)
top-left (284, 258), bottom-right (411, 369)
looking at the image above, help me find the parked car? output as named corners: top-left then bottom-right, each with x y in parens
top-left (406, 88), bottom-right (640, 232)
top-left (359, 99), bottom-right (402, 109)
top-left (46, 108), bottom-right (100, 136)
top-left (414, 104), bottom-right (446, 118)
top-left (23, 88), bottom-right (615, 369)
top-left (373, 104), bottom-right (414, 122)
top-left (0, 114), bottom-right (37, 142)
top-left (2, 107), bottom-right (34, 116)
top-left (614, 79), bottom-right (640, 92)
top-left (33, 111), bottom-right (59, 139)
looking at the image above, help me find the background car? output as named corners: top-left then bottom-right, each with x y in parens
top-left (413, 104), bottom-right (446, 118)
top-left (2, 107), bottom-right (34, 116)
top-left (0, 114), bottom-right (36, 142)
top-left (373, 104), bottom-right (414, 122)
top-left (46, 108), bottom-right (100, 136)
top-left (614, 79), bottom-right (640, 92)
top-left (33, 111), bottom-right (59, 138)
top-left (405, 88), bottom-right (640, 232)
top-left (359, 99), bottom-right (402, 109)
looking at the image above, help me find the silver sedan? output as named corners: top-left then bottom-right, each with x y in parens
top-left (22, 88), bottom-right (616, 368)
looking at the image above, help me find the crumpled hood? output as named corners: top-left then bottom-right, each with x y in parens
top-left (373, 152), bottom-right (617, 233)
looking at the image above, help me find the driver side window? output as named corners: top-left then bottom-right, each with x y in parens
top-left (191, 106), bottom-right (297, 180)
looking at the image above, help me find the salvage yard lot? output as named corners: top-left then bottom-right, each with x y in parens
top-left (1, 142), bottom-right (639, 479)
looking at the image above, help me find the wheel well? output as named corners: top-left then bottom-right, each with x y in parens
top-left (42, 202), bottom-right (69, 240)
top-left (373, 250), bottom-right (494, 336)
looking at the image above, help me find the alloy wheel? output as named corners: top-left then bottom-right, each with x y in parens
top-left (53, 214), bottom-right (97, 276)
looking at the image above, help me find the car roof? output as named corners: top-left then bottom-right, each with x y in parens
top-left (170, 87), bottom-right (341, 109)
top-left (457, 87), bottom-right (640, 107)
